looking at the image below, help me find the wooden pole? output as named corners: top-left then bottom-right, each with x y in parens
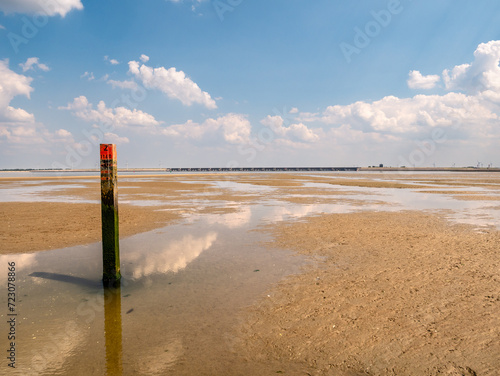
top-left (100, 144), bottom-right (121, 286)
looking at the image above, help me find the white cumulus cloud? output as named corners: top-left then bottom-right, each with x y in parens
top-left (319, 92), bottom-right (498, 136)
top-left (128, 60), bottom-right (217, 109)
top-left (217, 113), bottom-right (251, 144)
top-left (140, 54), bottom-right (150, 63)
top-left (104, 56), bottom-right (119, 65)
top-left (103, 132), bottom-right (130, 144)
top-left (55, 129), bottom-right (72, 138)
top-left (161, 113), bottom-right (251, 144)
top-left (0, 59), bottom-right (34, 122)
top-left (287, 123), bottom-right (320, 142)
top-left (80, 72), bottom-right (95, 81)
top-left (0, 0), bottom-right (83, 17)
top-left (443, 40), bottom-right (500, 93)
top-left (60, 96), bottom-right (161, 128)
top-left (260, 115), bottom-right (320, 142)
top-left (407, 70), bottom-right (440, 90)
top-left (19, 57), bottom-right (50, 72)
top-left (0, 59), bottom-right (76, 149)
top-left (263, 40), bottom-right (500, 166)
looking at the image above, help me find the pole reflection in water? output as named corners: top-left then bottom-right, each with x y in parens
top-left (104, 284), bottom-right (123, 376)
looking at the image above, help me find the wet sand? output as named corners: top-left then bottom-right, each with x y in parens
top-left (235, 211), bottom-right (499, 375)
top-left (1, 172), bottom-right (499, 374)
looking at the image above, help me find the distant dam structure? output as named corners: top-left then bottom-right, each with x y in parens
top-left (165, 167), bottom-right (360, 172)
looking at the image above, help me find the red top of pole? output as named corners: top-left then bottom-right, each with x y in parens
top-left (100, 144), bottom-right (116, 161)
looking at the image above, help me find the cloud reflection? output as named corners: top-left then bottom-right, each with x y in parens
top-left (263, 203), bottom-right (358, 223)
top-left (205, 206), bottom-right (252, 228)
top-left (0, 253), bottom-right (38, 283)
top-left (183, 205), bottom-right (253, 229)
top-left (124, 232), bottom-right (218, 279)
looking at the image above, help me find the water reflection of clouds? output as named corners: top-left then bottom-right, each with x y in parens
top-left (263, 203), bottom-right (363, 223)
top-left (354, 188), bottom-right (500, 228)
top-left (0, 253), bottom-right (38, 282)
top-left (185, 201), bottom-right (376, 228)
top-left (0, 184), bottom-right (94, 203)
top-left (186, 205), bottom-right (253, 228)
top-left (253, 185), bottom-right (500, 229)
top-left (211, 180), bottom-right (275, 193)
top-left (284, 187), bottom-right (500, 229)
top-left (123, 232), bottom-right (218, 279)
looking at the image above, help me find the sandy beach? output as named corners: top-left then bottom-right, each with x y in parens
top-left (236, 211), bottom-right (499, 375)
top-left (0, 172), bottom-right (499, 375)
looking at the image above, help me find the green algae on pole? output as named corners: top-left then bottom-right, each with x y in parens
top-left (100, 144), bottom-right (121, 286)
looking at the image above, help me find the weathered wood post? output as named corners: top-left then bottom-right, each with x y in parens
top-left (100, 144), bottom-right (121, 286)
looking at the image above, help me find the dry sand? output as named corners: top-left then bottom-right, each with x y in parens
top-left (1, 173), bottom-right (499, 375)
top-left (234, 211), bottom-right (500, 375)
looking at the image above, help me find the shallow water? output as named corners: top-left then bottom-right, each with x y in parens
top-left (0, 183), bottom-right (94, 203)
top-left (0, 206), bottom-right (309, 375)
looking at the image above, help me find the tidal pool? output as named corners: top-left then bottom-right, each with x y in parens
top-left (0, 205), bottom-right (310, 376)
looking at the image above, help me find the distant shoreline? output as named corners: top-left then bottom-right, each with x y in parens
top-left (2, 166), bottom-right (500, 173)
top-left (359, 167), bottom-right (500, 172)
top-left (0, 167), bottom-right (500, 174)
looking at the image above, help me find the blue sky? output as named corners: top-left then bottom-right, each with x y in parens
top-left (1, 0), bottom-right (500, 168)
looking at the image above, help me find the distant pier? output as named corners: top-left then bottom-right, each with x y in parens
top-left (165, 167), bottom-right (360, 172)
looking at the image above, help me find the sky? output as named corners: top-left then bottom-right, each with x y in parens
top-left (0, 0), bottom-right (500, 169)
